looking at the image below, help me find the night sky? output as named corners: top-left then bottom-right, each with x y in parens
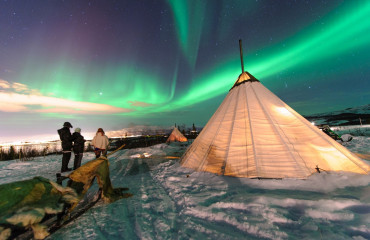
top-left (0, 0), bottom-right (369, 141)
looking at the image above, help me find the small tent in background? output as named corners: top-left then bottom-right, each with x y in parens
top-left (167, 127), bottom-right (188, 143)
top-left (180, 40), bottom-right (369, 179)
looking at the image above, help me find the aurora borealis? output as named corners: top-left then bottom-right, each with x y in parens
top-left (0, 0), bottom-right (369, 141)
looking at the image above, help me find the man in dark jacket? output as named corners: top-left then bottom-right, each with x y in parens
top-left (72, 127), bottom-right (86, 170)
top-left (57, 122), bottom-right (73, 172)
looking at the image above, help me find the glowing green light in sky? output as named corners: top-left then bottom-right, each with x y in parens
top-left (159, 1), bottom-right (370, 113)
top-left (167, 0), bottom-right (206, 69)
top-left (250, 0), bottom-right (370, 79)
top-left (17, 60), bottom-right (176, 117)
top-left (9, 1), bottom-right (370, 119)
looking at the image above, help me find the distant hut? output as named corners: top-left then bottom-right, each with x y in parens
top-left (167, 127), bottom-right (188, 143)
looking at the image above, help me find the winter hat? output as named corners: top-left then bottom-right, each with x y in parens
top-left (63, 122), bottom-right (73, 128)
top-left (75, 127), bottom-right (81, 133)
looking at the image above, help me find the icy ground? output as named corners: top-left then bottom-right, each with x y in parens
top-left (1, 137), bottom-right (370, 240)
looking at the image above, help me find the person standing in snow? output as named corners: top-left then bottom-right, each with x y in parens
top-left (92, 128), bottom-right (109, 158)
top-left (72, 127), bottom-right (86, 170)
top-left (57, 122), bottom-right (73, 172)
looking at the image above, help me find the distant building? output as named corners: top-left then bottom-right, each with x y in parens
top-left (189, 123), bottom-right (198, 139)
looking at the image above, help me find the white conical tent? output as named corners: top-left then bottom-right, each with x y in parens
top-left (167, 127), bottom-right (188, 143)
top-left (181, 72), bottom-right (369, 179)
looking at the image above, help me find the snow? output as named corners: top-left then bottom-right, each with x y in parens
top-left (0, 139), bottom-right (369, 240)
top-left (334, 125), bottom-right (370, 137)
top-left (342, 136), bottom-right (370, 154)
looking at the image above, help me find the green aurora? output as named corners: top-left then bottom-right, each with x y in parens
top-left (0, 0), bottom-right (369, 139)
top-left (19, 1), bottom-right (370, 113)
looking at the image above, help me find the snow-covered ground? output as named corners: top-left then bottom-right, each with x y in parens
top-left (0, 138), bottom-right (369, 240)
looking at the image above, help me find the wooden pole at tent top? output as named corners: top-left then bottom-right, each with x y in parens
top-left (239, 39), bottom-right (245, 73)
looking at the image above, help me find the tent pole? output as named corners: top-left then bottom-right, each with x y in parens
top-left (239, 39), bottom-right (245, 73)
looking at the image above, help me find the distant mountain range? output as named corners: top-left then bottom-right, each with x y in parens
top-left (304, 104), bottom-right (370, 126)
top-left (107, 125), bottom-right (170, 138)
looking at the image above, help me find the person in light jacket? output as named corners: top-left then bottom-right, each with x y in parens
top-left (92, 128), bottom-right (109, 158)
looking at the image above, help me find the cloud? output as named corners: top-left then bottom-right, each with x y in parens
top-left (128, 101), bottom-right (155, 107)
top-left (12, 82), bottom-right (29, 92)
top-left (0, 79), bottom-right (11, 89)
top-left (0, 80), bottom-right (132, 114)
top-left (0, 79), bottom-right (41, 95)
top-left (0, 101), bottom-right (27, 112)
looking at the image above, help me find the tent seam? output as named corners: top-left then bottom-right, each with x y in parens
top-left (247, 84), bottom-right (259, 178)
top-left (181, 94), bottom-right (230, 167)
top-left (251, 84), bottom-right (303, 178)
top-left (285, 105), bottom-right (369, 173)
top-left (198, 93), bottom-right (234, 172)
top-left (256, 85), bottom-right (311, 175)
top-left (221, 85), bottom-right (241, 175)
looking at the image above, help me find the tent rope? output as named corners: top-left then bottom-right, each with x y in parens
top-left (315, 165), bottom-right (328, 173)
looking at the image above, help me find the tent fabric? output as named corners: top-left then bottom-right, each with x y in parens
top-left (181, 72), bottom-right (370, 179)
top-left (166, 127), bottom-right (188, 143)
